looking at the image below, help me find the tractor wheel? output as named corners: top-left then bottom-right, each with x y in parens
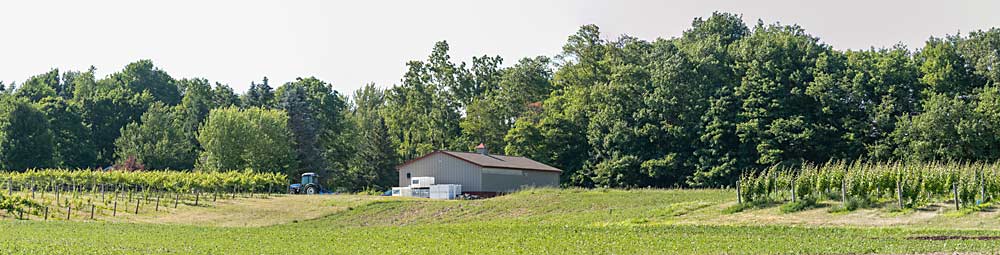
top-left (306, 186), bottom-right (317, 195)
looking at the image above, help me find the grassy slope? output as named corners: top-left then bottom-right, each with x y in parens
top-left (3, 188), bottom-right (1000, 254)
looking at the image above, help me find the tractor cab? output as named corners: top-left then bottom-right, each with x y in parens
top-left (302, 173), bottom-right (317, 186)
top-left (289, 172), bottom-right (322, 194)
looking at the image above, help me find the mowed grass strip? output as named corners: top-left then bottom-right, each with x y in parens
top-left (315, 188), bottom-right (732, 227)
top-left (2, 220), bottom-right (1000, 254)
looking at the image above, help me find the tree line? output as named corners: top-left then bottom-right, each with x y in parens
top-left (2, 12), bottom-right (1000, 189)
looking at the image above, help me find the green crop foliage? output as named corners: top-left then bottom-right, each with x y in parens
top-left (739, 161), bottom-right (999, 210)
top-left (0, 169), bottom-right (287, 213)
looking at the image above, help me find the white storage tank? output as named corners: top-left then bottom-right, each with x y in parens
top-left (412, 188), bottom-right (430, 198)
top-left (410, 177), bottom-right (435, 188)
top-left (430, 184), bottom-right (462, 200)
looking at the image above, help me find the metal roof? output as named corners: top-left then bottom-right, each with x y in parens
top-left (396, 150), bottom-right (563, 173)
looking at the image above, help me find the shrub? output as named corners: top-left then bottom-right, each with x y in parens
top-left (780, 197), bottom-right (818, 213)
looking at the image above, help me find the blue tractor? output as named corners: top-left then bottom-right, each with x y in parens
top-left (288, 172), bottom-right (323, 195)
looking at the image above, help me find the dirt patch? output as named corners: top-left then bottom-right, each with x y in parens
top-left (129, 195), bottom-right (380, 227)
top-left (702, 201), bottom-right (1000, 230)
top-left (907, 235), bottom-right (1000, 241)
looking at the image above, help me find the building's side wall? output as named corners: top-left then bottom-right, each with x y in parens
top-left (398, 153), bottom-right (482, 191)
top-left (480, 167), bottom-right (560, 193)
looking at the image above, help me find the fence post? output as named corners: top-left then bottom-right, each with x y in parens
top-left (134, 199), bottom-right (140, 214)
top-left (790, 176), bottom-right (796, 203)
top-left (90, 204), bottom-right (95, 220)
top-left (113, 200), bottom-right (118, 217)
top-left (156, 192), bottom-right (161, 211)
top-left (982, 178), bottom-right (987, 204)
top-left (174, 192), bottom-right (179, 208)
top-left (896, 180), bottom-right (903, 209)
top-left (44, 206), bottom-right (48, 221)
top-left (978, 169), bottom-right (986, 204)
top-left (953, 181), bottom-right (960, 211)
top-left (66, 205), bottom-right (71, 220)
top-left (195, 189), bottom-right (200, 206)
top-left (841, 178), bottom-right (847, 202)
top-left (736, 180), bottom-right (742, 204)
top-left (770, 171), bottom-right (776, 200)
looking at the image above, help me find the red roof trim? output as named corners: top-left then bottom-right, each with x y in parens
top-left (395, 150), bottom-right (562, 173)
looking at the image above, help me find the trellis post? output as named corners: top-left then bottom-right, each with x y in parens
top-left (896, 180), bottom-right (903, 209)
top-left (841, 178), bottom-right (847, 202)
top-left (736, 180), bottom-right (742, 204)
top-left (790, 176), bottom-right (797, 203)
top-left (953, 181), bottom-right (960, 211)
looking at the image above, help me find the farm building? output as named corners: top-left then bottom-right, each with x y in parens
top-left (396, 144), bottom-right (561, 196)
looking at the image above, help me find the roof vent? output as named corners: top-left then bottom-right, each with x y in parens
top-left (475, 143), bottom-right (489, 155)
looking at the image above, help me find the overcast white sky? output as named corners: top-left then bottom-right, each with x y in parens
top-left (1, 0), bottom-right (998, 94)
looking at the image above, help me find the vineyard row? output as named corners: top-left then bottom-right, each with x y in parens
top-left (0, 169), bottom-right (288, 219)
top-left (737, 161), bottom-right (999, 210)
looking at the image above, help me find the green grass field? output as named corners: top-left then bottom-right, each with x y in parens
top-left (3, 188), bottom-right (1000, 254)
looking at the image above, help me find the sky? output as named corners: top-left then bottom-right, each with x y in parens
top-left (1, 0), bottom-right (999, 94)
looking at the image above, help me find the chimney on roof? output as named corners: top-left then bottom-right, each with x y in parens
top-left (475, 143), bottom-right (489, 155)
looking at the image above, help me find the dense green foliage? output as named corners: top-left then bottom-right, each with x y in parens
top-left (196, 107), bottom-right (295, 173)
top-left (3, 12), bottom-right (1000, 190)
top-left (0, 96), bottom-right (55, 170)
top-left (0, 169), bottom-right (285, 194)
top-left (345, 84), bottom-right (398, 190)
top-left (38, 97), bottom-right (96, 168)
top-left (114, 103), bottom-right (197, 170)
top-left (275, 77), bottom-right (352, 184)
top-left (502, 15), bottom-right (1000, 188)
